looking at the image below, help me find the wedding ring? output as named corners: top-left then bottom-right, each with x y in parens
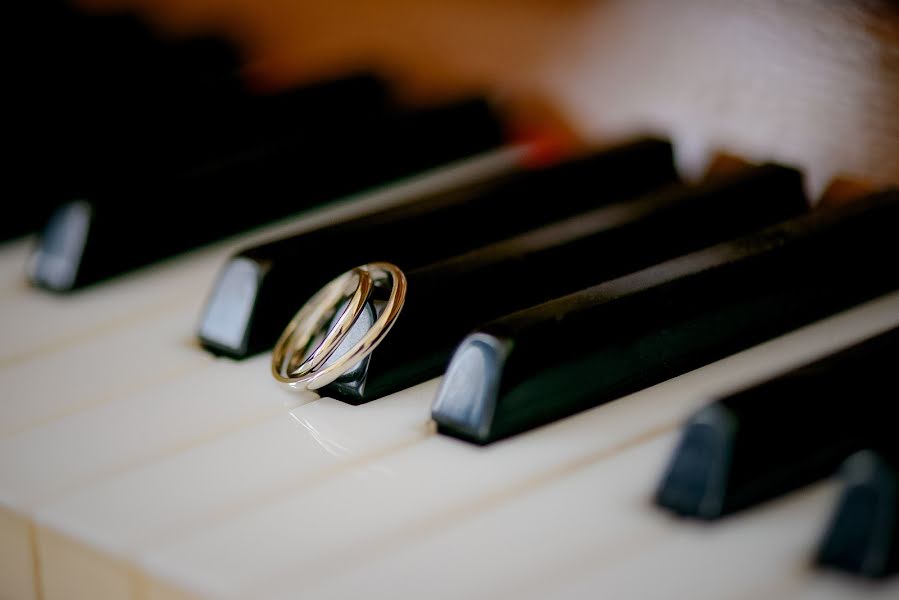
top-left (272, 262), bottom-right (406, 391)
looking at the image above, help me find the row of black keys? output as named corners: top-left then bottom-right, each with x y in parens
top-left (10, 5), bottom-right (506, 279)
top-left (191, 139), bottom-right (897, 580)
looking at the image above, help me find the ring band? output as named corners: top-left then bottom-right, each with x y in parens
top-left (272, 262), bottom-right (407, 391)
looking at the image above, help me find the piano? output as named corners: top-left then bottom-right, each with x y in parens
top-left (1, 1), bottom-right (898, 599)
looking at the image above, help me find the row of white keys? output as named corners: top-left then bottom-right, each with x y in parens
top-left (0, 247), bottom-right (222, 367)
top-left (542, 480), bottom-right (899, 600)
top-left (0, 355), bottom-right (293, 512)
top-left (288, 433), bottom-right (682, 600)
top-left (0, 304), bottom-right (213, 437)
top-left (292, 439), bottom-right (884, 600)
top-left (24, 371), bottom-right (442, 599)
top-left (34, 380), bottom-right (438, 555)
top-left (0, 353), bottom-right (299, 599)
top-left (8, 289), bottom-right (899, 598)
top-left (534, 482), bottom-right (842, 600)
top-left (98, 291), bottom-right (899, 599)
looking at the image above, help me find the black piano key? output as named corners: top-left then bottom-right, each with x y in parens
top-left (432, 188), bottom-right (899, 445)
top-left (110, 73), bottom-right (391, 184)
top-left (655, 327), bottom-right (899, 519)
top-left (28, 97), bottom-right (504, 292)
top-left (11, 72), bottom-right (389, 241)
top-left (45, 70), bottom-right (390, 202)
top-left (317, 164), bottom-right (807, 403)
top-left (198, 138), bottom-right (678, 358)
top-left (817, 447), bottom-right (899, 578)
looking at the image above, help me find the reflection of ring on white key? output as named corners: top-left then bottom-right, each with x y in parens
top-left (271, 262), bottom-right (406, 391)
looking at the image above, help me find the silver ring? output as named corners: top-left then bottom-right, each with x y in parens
top-left (272, 262), bottom-right (407, 391)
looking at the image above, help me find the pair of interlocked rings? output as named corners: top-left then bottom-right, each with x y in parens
top-left (271, 263), bottom-right (406, 391)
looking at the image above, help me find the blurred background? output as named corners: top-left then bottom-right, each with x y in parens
top-left (14, 0), bottom-right (899, 193)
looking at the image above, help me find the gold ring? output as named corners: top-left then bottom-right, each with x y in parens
top-left (271, 262), bottom-right (407, 391)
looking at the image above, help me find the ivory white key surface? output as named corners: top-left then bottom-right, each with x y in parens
top-left (0, 238), bottom-right (31, 294)
top-left (273, 434), bottom-right (680, 600)
top-left (0, 355), bottom-right (297, 512)
top-left (0, 250), bottom-right (221, 366)
top-left (140, 409), bottom-right (672, 599)
top-left (287, 433), bottom-right (896, 600)
top-left (0, 306), bottom-right (212, 437)
top-left (0, 506), bottom-right (37, 600)
top-left (34, 380), bottom-right (438, 556)
top-left (763, 571), bottom-right (899, 600)
top-left (525, 483), bottom-right (843, 600)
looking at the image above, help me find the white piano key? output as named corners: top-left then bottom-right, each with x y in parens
top-left (0, 251), bottom-right (221, 366)
top-left (138, 290), bottom-right (899, 599)
top-left (0, 306), bottom-right (211, 437)
top-left (270, 434), bottom-right (679, 600)
top-left (28, 379), bottom-right (435, 600)
top-left (298, 444), bottom-right (871, 600)
top-left (0, 506), bottom-right (38, 600)
top-left (141, 427), bottom-right (656, 598)
top-left (534, 483), bottom-right (839, 600)
top-left (0, 356), bottom-right (293, 512)
top-left (0, 237), bottom-right (31, 294)
top-left (35, 380), bottom-right (437, 557)
top-left (38, 526), bottom-right (138, 600)
top-left (766, 571), bottom-right (899, 600)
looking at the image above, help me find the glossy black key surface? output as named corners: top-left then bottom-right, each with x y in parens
top-left (28, 97), bottom-right (503, 291)
top-left (198, 138), bottom-right (678, 358)
top-left (317, 164), bottom-right (807, 403)
top-left (432, 189), bottom-right (899, 445)
top-left (655, 327), bottom-right (899, 519)
top-left (817, 447), bottom-right (899, 578)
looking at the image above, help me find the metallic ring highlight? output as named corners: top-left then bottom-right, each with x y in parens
top-left (271, 262), bottom-right (407, 391)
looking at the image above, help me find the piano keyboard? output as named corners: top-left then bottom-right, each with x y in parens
top-left (2, 142), bottom-right (899, 599)
top-left (4, 2), bottom-right (899, 596)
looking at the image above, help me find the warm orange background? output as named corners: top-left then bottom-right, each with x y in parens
top-left (73, 0), bottom-right (899, 196)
